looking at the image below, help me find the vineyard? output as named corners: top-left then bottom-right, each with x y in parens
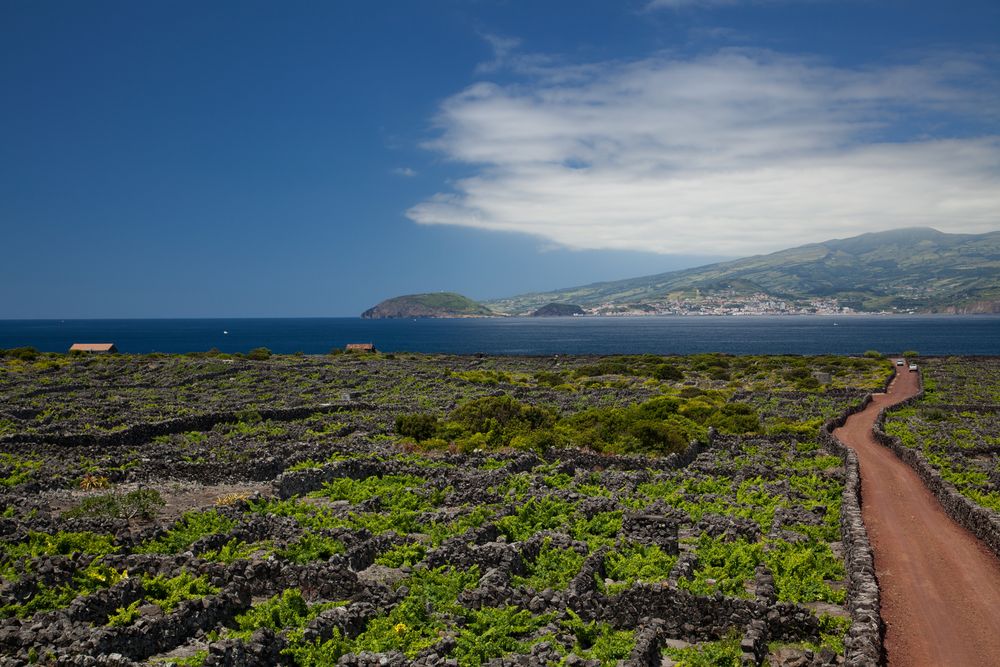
top-left (882, 357), bottom-right (1000, 516)
top-left (0, 350), bottom-right (892, 666)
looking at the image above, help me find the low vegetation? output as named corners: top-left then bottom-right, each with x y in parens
top-left (884, 357), bottom-right (1000, 513)
top-left (0, 350), bottom-right (896, 664)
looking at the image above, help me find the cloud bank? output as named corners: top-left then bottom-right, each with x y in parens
top-left (407, 49), bottom-right (1000, 256)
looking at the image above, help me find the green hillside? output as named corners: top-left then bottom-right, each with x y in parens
top-left (361, 292), bottom-right (497, 319)
top-left (485, 228), bottom-right (1000, 315)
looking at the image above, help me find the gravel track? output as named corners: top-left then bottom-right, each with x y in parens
top-left (834, 366), bottom-right (1000, 666)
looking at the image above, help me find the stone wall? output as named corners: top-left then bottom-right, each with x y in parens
top-left (0, 403), bottom-right (364, 448)
top-left (818, 375), bottom-right (887, 667)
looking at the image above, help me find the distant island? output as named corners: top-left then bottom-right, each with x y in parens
top-left (362, 228), bottom-right (1000, 318)
top-left (530, 303), bottom-right (585, 317)
top-left (361, 292), bottom-right (497, 319)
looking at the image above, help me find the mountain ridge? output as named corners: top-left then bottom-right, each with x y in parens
top-left (483, 227), bottom-right (1000, 315)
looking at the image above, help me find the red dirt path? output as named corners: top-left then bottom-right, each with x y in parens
top-left (833, 365), bottom-right (1000, 666)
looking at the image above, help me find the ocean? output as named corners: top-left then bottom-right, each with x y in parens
top-left (1, 316), bottom-right (998, 356)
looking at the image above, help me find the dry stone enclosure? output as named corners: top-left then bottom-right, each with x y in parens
top-left (0, 351), bottom-right (896, 666)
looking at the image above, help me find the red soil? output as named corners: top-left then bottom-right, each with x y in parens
top-left (834, 365), bottom-right (1000, 666)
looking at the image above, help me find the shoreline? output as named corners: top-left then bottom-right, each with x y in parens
top-left (3, 315), bottom-right (999, 356)
top-left (5, 312), bottom-right (1000, 322)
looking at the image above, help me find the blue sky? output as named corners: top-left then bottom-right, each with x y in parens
top-left (2, 0), bottom-right (998, 318)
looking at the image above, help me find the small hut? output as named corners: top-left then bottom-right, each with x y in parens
top-left (70, 343), bottom-right (118, 353)
top-left (812, 371), bottom-right (832, 385)
top-left (345, 343), bottom-right (376, 353)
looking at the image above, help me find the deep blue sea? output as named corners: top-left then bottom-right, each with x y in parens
top-left (0, 316), bottom-right (997, 356)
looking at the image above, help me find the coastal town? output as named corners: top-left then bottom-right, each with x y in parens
top-left (585, 292), bottom-right (856, 316)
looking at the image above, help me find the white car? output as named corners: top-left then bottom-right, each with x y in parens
top-left (908, 364), bottom-right (918, 372)
top-left (896, 360), bottom-right (905, 366)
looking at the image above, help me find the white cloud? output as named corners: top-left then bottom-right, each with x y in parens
top-left (476, 34), bottom-right (522, 73)
top-left (408, 49), bottom-right (1000, 255)
top-left (392, 167), bottom-right (417, 177)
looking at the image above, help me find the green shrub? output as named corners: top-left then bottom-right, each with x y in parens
top-left (230, 588), bottom-right (337, 639)
top-left (796, 375), bottom-right (821, 390)
top-left (375, 543), bottom-right (426, 568)
top-left (574, 361), bottom-right (633, 377)
top-left (171, 651), bottom-right (208, 667)
top-left (350, 566), bottom-right (480, 657)
top-left (450, 395), bottom-right (556, 437)
top-left (512, 538), bottom-right (585, 591)
top-left (534, 371), bottom-right (565, 387)
top-left (62, 488), bottom-right (165, 521)
top-left (628, 420), bottom-right (689, 454)
top-left (144, 571), bottom-right (218, 613)
top-left (559, 400), bottom-right (704, 456)
top-left (497, 496), bottom-right (576, 542)
top-left (605, 543), bottom-right (678, 590)
top-left (817, 613), bottom-right (851, 654)
top-left (108, 571), bottom-right (218, 625)
top-left (247, 347), bottom-right (272, 361)
top-left (3, 531), bottom-right (118, 561)
top-left (632, 396), bottom-right (682, 420)
top-left (312, 474), bottom-right (429, 509)
top-left (395, 413), bottom-right (440, 441)
top-left (662, 631), bottom-right (742, 666)
top-left (1, 559), bottom-right (126, 618)
top-left (924, 408), bottom-right (948, 422)
top-left (282, 630), bottom-right (348, 666)
top-left (106, 600), bottom-right (142, 626)
top-left (6, 347), bottom-right (39, 361)
top-left (705, 403), bottom-right (760, 434)
top-left (765, 540), bottom-right (845, 604)
top-left (247, 588), bottom-right (308, 631)
top-left (507, 428), bottom-right (568, 452)
top-left (280, 532), bottom-right (345, 564)
top-left (562, 610), bottom-right (635, 662)
top-left (202, 538), bottom-right (270, 563)
top-left (136, 510), bottom-right (236, 554)
top-left (690, 353), bottom-right (731, 370)
top-left (452, 369), bottom-right (513, 385)
top-left (453, 606), bottom-right (555, 665)
top-left (653, 363), bottom-right (684, 381)
top-left (233, 408), bottom-right (263, 424)
top-left (679, 535), bottom-right (762, 598)
top-left (423, 505), bottom-right (497, 546)
top-left (708, 367), bottom-right (731, 381)
top-left (678, 399), bottom-right (715, 423)
top-left (0, 454), bottom-right (44, 487)
top-left (568, 511), bottom-right (622, 548)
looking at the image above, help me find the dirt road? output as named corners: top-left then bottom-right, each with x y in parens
top-left (833, 365), bottom-right (1000, 666)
